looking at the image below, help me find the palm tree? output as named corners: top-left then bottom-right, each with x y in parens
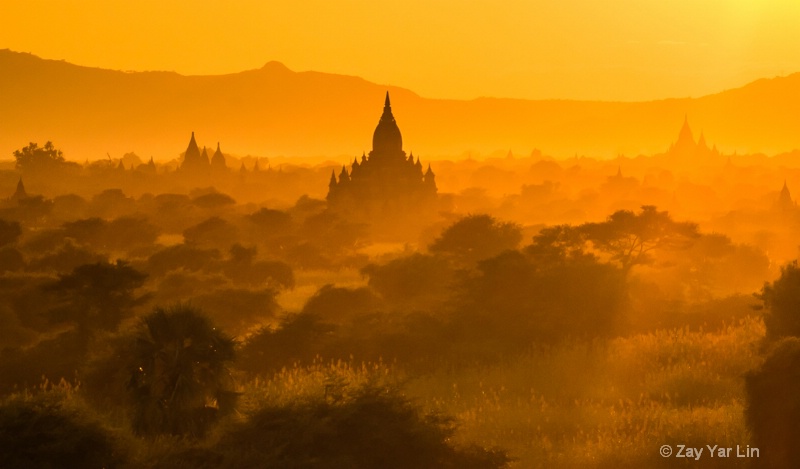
top-left (127, 304), bottom-right (237, 437)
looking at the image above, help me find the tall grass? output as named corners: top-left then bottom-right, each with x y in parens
top-left (3, 317), bottom-right (765, 467)
top-left (238, 357), bottom-right (404, 412)
top-left (405, 316), bottom-right (765, 468)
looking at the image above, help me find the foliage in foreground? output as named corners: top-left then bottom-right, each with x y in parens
top-left (157, 384), bottom-right (509, 469)
top-left (410, 316), bottom-right (764, 468)
top-left (126, 304), bottom-right (238, 437)
top-left (746, 337), bottom-right (800, 469)
top-left (0, 387), bottom-right (125, 469)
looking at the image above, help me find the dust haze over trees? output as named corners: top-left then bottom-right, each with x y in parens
top-left (3, 101), bottom-right (800, 467)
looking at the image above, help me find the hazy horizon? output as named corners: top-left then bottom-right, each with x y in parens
top-left (4, 49), bottom-right (800, 162)
top-left (5, 48), bottom-right (799, 103)
top-left (3, 1), bottom-right (800, 102)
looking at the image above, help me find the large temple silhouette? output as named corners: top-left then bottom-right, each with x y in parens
top-left (666, 116), bottom-right (720, 162)
top-left (180, 132), bottom-right (228, 175)
top-left (327, 92), bottom-right (437, 216)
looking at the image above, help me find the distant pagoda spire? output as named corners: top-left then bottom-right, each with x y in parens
top-left (211, 142), bottom-right (227, 171)
top-left (778, 180), bottom-right (794, 210)
top-left (670, 115), bottom-right (697, 156)
top-left (697, 131), bottom-right (709, 152)
top-left (423, 163), bottom-right (438, 194)
top-left (12, 177), bottom-right (27, 200)
top-left (678, 115), bottom-right (695, 143)
top-left (186, 132), bottom-right (200, 158)
top-left (180, 131), bottom-right (207, 171)
top-left (338, 165), bottom-right (350, 183)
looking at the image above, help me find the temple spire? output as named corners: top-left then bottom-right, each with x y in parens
top-left (778, 180), bottom-right (794, 210)
top-left (211, 142), bottom-right (227, 170)
top-left (372, 91), bottom-right (402, 155)
top-left (13, 177), bottom-right (27, 199)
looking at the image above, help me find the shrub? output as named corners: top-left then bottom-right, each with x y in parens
top-left (759, 261), bottom-right (800, 339)
top-left (0, 391), bottom-right (125, 468)
top-left (745, 337), bottom-right (800, 469)
top-left (162, 383), bottom-right (509, 469)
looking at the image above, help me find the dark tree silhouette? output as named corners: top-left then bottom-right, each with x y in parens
top-left (194, 287), bottom-right (281, 336)
top-left (302, 284), bottom-right (381, 322)
top-left (183, 216), bottom-right (239, 248)
top-left (222, 244), bottom-right (295, 289)
top-left (745, 337), bottom-right (800, 469)
top-left (127, 304), bottom-right (238, 437)
top-left (0, 247), bottom-right (25, 273)
top-left (579, 206), bottom-right (699, 272)
top-left (16, 195), bottom-right (54, 223)
top-left (191, 192), bottom-right (236, 209)
top-left (361, 253), bottom-right (454, 306)
top-left (238, 313), bottom-right (335, 374)
top-left (0, 393), bottom-right (125, 469)
top-left (529, 206), bottom-right (699, 273)
top-left (525, 224), bottom-right (594, 266)
top-left (192, 384), bottom-right (510, 469)
top-left (13, 141), bottom-right (65, 172)
top-left (228, 243), bottom-right (257, 264)
top-left (247, 207), bottom-right (293, 233)
top-left (44, 260), bottom-right (148, 338)
top-left (299, 211), bottom-right (367, 251)
top-left (429, 214), bottom-right (522, 266)
top-left (146, 244), bottom-right (221, 277)
top-left (0, 219), bottom-right (22, 247)
top-left (28, 240), bottom-right (106, 273)
top-left (452, 249), bottom-right (626, 349)
top-left (759, 261), bottom-right (800, 339)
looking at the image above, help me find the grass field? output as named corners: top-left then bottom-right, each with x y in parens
top-left (233, 315), bottom-right (765, 468)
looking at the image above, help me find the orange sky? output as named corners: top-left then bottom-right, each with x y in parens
top-left (2, 0), bottom-right (800, 101)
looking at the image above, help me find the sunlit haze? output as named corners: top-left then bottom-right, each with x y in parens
top-left (4, 2), bottom-right (800, 467)
top-left (2, 0), bottom-right (800, 100)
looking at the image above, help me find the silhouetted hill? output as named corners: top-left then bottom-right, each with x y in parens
top-left (1, 49), bottom-right (799, 160)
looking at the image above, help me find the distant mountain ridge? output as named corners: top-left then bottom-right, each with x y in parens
top-left (1, 49), bottom-right (799, 161)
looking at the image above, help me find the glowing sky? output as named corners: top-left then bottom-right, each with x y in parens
top-left (2, 0), bottom-right (799, 101)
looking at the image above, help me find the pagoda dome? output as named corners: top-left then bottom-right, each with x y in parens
top-left (372, 92), bottom-right (403, 154)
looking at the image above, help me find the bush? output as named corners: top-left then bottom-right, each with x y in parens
top-left (361, 253), bottom-right (454, 307)
top-left (160, 384), bottom-right (509, 469)
top-left (0, 219), bottom-right (21, 247)
top-left (450, 250), bottom-right (626, 353)
top-left (759, 261), bottom-right (800, 339)
top-left (302, 284), bottom-right (381, 322)
top-left (429, 214), bottom-right (522, 266)
top-left (238, 313), bottom-right (335, 374)
top-left (745, 337), bottom-right (800, 469)
top-left (0, 391), bottom-right (125, 469)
